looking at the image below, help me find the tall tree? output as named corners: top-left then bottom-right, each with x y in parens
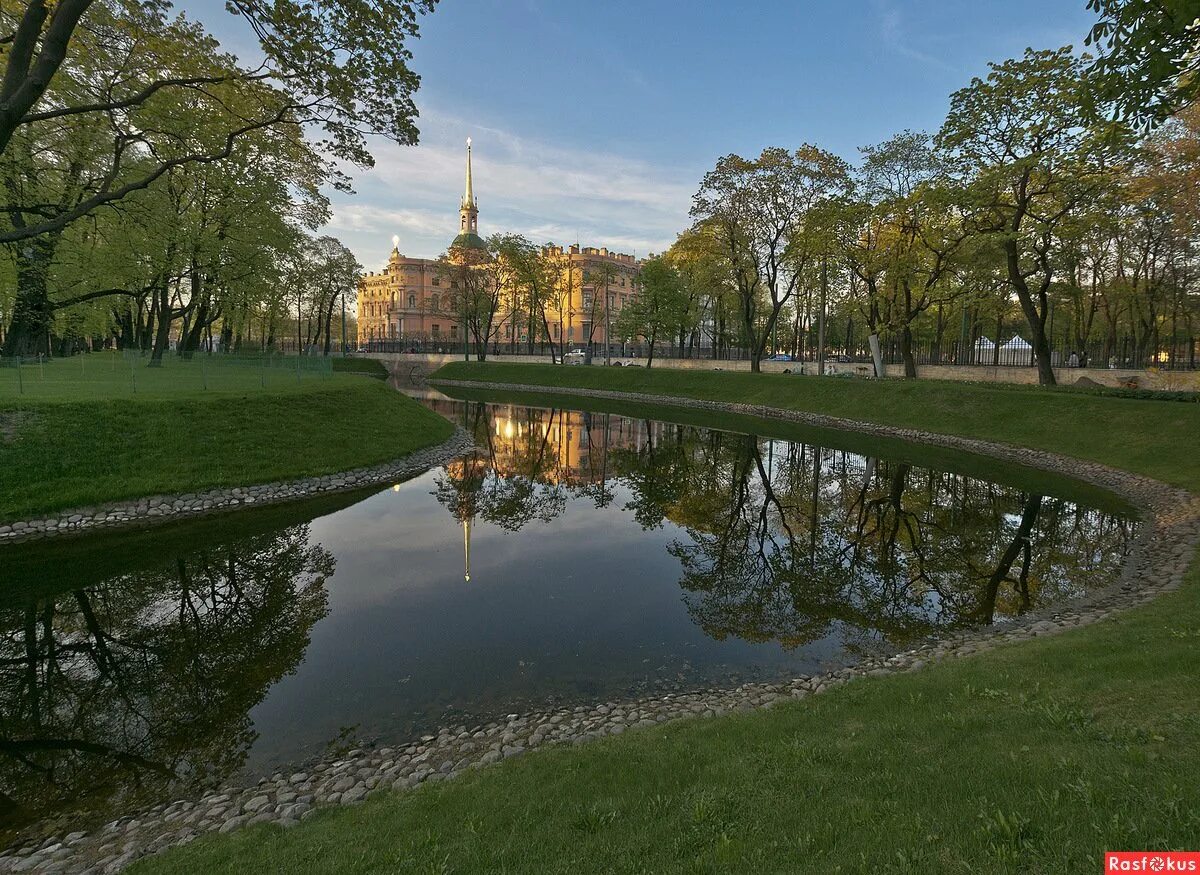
top-left (616, 256), bottom-right (682, 368)
top-left (937, 48), bottom-right (1122, 385)
top-left (691, 146), bottom-right (850, 372)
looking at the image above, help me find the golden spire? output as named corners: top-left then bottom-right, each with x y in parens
top-left (462, 137), bottom-right (474, 209)
top-left (458, 137), bottom-right (479, 237)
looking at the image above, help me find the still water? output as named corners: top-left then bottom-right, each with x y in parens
top-left (0, 390), bottom-right (1138, 837)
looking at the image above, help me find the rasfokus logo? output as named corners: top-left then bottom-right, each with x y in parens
top-left (1106, 852), bottom-right (1200, 872)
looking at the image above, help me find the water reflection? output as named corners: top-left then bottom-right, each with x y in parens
top-left (0, 520), bottom-right (332, 838)
top-left (0, 395), bottom-right (1135, 841)
top-left (429, 396), bottom-right (1133, 650)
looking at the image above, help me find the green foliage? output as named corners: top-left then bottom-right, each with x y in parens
top-left (615, 256), bottom-right (685, 364)
top-left (1086, 0), bottom-right (1200, 129)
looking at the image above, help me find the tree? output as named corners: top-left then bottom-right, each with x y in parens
top-left (0, 0), bottom-right (437, 168)
top-left (691, 146), bottom-right (850, 372)
top-left (0, 15), bottom-right (335, 356)
top-left (305, 237), bottom-right (361, 355)
top-left (616, 256), bottom-right (682, 367)
top-left (937, 48), bottom-right (1122, 385)
top-left (438, 233), bottom-right (528, 361)
top-left (1085, 0), bottom-right (1200, 129)
top-left (583, 262), bottom-right (617, 365)
top-left (850, 131), bottom-right (968, 377)
top-left (665, 227), bottom-right (724, 357)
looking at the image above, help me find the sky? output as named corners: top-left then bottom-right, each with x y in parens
top-left (177, 0), bottom-right (1099, 270)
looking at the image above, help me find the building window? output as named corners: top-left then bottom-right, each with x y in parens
top-left (431, 294), bottom-right (439, 312)
top-left (432, 324), bottom-right (441, 337)
top-left (450, 325), bottom-right (458, 338)
top-left (408, 293), bottom-right (416, 308)
top-left (432, 276), bottom-right (441, 286)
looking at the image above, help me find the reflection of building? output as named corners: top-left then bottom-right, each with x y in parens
top-left (432, 399), bottom-right (666, 485)
top-left (356, 140), bottom-right (641, 347)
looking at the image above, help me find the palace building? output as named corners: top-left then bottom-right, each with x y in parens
top-left (356, 139), bottom-right (640, 348)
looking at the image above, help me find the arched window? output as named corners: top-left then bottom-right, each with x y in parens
top-left (431, 294), bottom-right (440, 312)
top-left (408, 293), bottom-right (416, 308)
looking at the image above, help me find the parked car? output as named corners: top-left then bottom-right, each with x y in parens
top-left (766, 353), bottom-right (793, 361)
top-left (564, 348), bottom-right (587, 364)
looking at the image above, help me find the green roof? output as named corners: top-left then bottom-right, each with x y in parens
top-left (451, 231), bottom-right (487, 250)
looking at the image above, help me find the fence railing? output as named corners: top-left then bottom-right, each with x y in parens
top-left (353, 332), bottom-right (1200, 371)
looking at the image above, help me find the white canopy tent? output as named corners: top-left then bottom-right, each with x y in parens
top-left (997, 335), bottom-right (1033, 365)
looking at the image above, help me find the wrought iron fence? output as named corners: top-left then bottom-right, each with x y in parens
top-left (353, 331), bottom-right (1199, 371)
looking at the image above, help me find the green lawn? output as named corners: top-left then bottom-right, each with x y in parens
top-left (131, 362), bottom-right (1200, 874)
top-left (0, 355), bottom-right (451, 522)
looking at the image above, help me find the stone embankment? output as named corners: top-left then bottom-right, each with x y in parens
top-left (3, 384), bottom-right (1198, 874)
top-left (0, 428), bottom-right (477, 545)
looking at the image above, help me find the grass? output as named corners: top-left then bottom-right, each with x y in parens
top-left (0, 355), bottom-right (451, 523)
top-left (127, 362), bottom-right (1200, 874)
top-left (0, 350), bottom-right (334, 400)
top-left (332, 356), bottom-right (391, 379)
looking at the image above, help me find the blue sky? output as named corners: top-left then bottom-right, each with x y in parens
top-left (179, 0), bottom-right (1098, 269)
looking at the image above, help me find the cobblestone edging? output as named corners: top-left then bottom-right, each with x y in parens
top-left (4, 383), bottom-right (1198, 874)
top-left (0, 429), bottom-right (478, 546)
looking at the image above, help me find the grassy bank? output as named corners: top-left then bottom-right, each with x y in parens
top-left (133, 364), bottom-right (1200, 874)
top-left (0, 359), bottom-right (451, 522)
top-left (332, 356), bottom-right (391, 378)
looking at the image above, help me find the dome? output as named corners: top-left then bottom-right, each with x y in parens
top-left (450, 231), bottom-right (487, 251)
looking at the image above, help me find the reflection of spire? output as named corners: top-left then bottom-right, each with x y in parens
top-left (463, 515), bottom-right (472, 582)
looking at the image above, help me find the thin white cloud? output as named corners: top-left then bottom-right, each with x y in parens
top-left (875, 0), bottom-right (957, 73)
top-left (325, 107), bottom-right (693, 268)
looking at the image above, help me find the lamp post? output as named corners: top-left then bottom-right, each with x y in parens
top-left (340, 289), bottom-right (347, 356)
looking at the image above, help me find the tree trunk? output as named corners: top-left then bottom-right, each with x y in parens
top-left (148, 284), bottom-right (173, 366)
top-left (1004, 239), bottom-right (1056, 385)
top-left (1, 232), bottom-right (61, 357)
top-left (900, 324), bottom-right (917, 379)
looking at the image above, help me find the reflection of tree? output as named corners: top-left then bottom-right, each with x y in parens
top-left (433, 401), bottom-right (567, 532)
top-left (622, 431), bottom-right (1132, 654)
top-left (426, 397), bottom-right (1133, 653)
top-left (0, 525), bottom-right (331, 838)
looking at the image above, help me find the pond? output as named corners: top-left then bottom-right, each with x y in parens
top-left (0, 388), bottom-right (1138, 840)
